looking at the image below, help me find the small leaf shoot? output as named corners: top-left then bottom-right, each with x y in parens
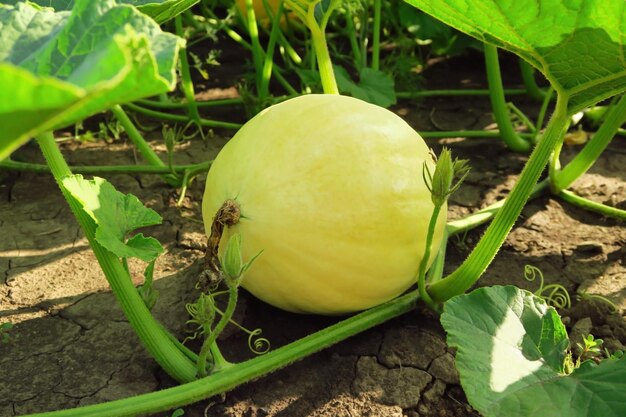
top-left (62, 175), bottom-right (164, 263)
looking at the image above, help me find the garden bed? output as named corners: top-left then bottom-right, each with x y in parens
top-left (1, 62), bottom-right (624, 415)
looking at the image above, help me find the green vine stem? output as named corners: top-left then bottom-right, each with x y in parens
top-left (445, 179), bottom-right (549, 236)
top-left (210, 342), bottom-right (231, 370)
top-left (135, 97), bottom-right (244, 109)
top-left (518, 59), bottom-right (546, 101)
top-left (558, 189), bottom-right (626, 220)
top-left (1, 159), bottom-right (211, 176)
top-left (123, 102), bottom-right (243, 129)
top-left (507, 102), bottom-right (537, 133)
top-left (175, 162), bottom-right (216, 207)
top-left (110, 105), bottom-right (169, 169)
top-left (420, 130), bottom-right (534, 139)
top-left (425, 233), bottom-right (448, 285)
top-left (109, 104), bottom-right (181, 187)
top-left (259, 0), bottom-right (285, 103)
top-left (24, 290), bottom-right (419, 417)
top-left (396, 88), bottom-right (528, 98)
top-left (275, 29), bottom-right (303, 66)
top-left (244, 0), bottom-right (266, 92)
top-left (534, 87), bottom-right (554, 136)
top-left (288, 0), bottom-right (339, 94)
top-left (548, 133), bottom-right (564, 191)
top-left (343, 6), bottom-right (363, 70)
top-left (416, 204), bottom-right (442, 307)
top-left (200, 6), bottom-right (298, 96)
top-left (35, 131), bottom-right (198, 383)
top-left (258, 0), bottom-right (303, 66)
top-left (371, 0), bottom-right (381, 71)
top-left (484, 44), bottom-right (532, 153)
top-left (161, 322), bottom-right (199, 363)
top-left (197, 284), bottom-right (238, 376)
top-left (174, 15), bottom-right (202, 127)
top-left (551, 93), bottom-right (626, 191)
top-left (428, 94), bottom-right (570, 302)
top-left (199, 2), bottom-right (253, 50)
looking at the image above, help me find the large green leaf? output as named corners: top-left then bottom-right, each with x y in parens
top-left (404, 0), bottom-right (626, 114)
top-left (442, 286), bottom-right (626, 417)
top-left (2, 0), bottom-right (199, 23)
top-left (0, 0), bottom-right (183, 160)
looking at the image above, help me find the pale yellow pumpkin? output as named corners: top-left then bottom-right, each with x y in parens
top-left (235, 0), bottom-right (292, 27)
top-left (202, 94), bottom-right (446, 315)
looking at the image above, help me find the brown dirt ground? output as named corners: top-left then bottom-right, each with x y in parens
top-left (1, 53), bottom-right (625, 417)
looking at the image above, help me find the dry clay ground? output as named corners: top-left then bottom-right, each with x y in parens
top-left (1, 86), bottom-right (626, 417)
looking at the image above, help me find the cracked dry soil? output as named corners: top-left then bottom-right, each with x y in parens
top-left (1, 93), bottom-right (626, 417)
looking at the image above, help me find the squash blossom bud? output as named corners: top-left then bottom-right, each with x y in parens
top-left (221, 233), bottom-right (244, 282)
top-left (162, 125), bottom-right (175, 154)
top-left (220, 233), bottom-right (263, 285)
top-left (425, 148), bottom-right (470, 208)
top-left (430, 148), bottom-right (455, 207)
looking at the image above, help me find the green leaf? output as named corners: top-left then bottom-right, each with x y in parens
top-left (2, 0), bottom-right (199, 23)
top-left (404, 0), bottom-right (626, 114)
top-left (0, 0), bottom-right (184, 160)
top-left (441, 285), bottom-right (626, 417)
top-left (334, 66), bottom-right (396, 108)
top-left (62, 175), bottom-right (164, 262)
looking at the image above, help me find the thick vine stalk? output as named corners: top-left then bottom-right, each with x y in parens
top-left (24, 290), bottom-right (419, 417)
top-left (36, 131), bottom-right (198, 383)
top-left (428, 94), bottom-right (571, 302)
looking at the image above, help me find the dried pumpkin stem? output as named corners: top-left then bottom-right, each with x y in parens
top-left (201, 199), bottom-right (241, 289)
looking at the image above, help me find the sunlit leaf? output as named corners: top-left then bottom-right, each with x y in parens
top-left (442, 286), bottom-right (626, 417)
top-left (0, 0), bottom-right (183, 160)
top-left (62, 175), bottom-right (164, 262)
top-left (2, 0), bottom-right (199, 23)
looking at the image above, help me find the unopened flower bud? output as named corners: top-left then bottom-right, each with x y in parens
top-left (221, 233), bottom-right (244, 281)
top-left (424, 147), bottom-right (471, 207)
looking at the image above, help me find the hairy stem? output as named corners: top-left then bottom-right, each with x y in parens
top-left (244, 0), bottom-right (265, 91)
top-left (135, 97), bottom-right (243, 109)
top-left (197, 285), bottom-right (237, 376)
top-left (36, 131), bottom-right (198, 382)
top-left (416, 204), bottom-right (442, 306)
top-left (1, 159), bottom-right (211, 175)
top-left (396, 88), bottom-right (528, 98)
top-left (371, 0), bottom-right (381, 71)
top-left (518, 59), bottom-right (546, 102)
top-left (428, 95), bottom-right (570, 302)
top-left (446, 180), bottom-right (549, 236)
top-left (484, 44), bottom-right (532, 153)
top-left (552, 93), bottom-right (626, 191)
top-left (123, 103), bottom-right (242, 129)
top-left (175, 15), bottom-right (202, 124)
top-left (308, 8), bottom-right (338, 94)
top-left (259, 0), bottom-right (285, 102)
top-left (25, 290), bottom-right (418, 417)
top-left (110, 105), bottom-right (168, 169)
top-left (558, 190), bottom-right (626, 220)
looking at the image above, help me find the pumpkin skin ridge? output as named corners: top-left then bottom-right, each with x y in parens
top-left (202, 94), bottom-right (446, 315)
